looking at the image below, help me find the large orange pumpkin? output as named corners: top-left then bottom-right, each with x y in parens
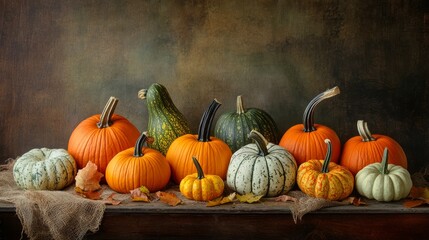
top-left (105, 132), bottom-right (171, 193)
top-left (279, 86), bottom-right (341, 166)
top-left (339, 120), bottom-right (408, 176)
top-left (166, 99), bottom-right (232, 184)
top-left (68, 97), bottom-right (140, 175)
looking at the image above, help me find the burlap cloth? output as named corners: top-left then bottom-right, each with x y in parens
top-left (0, 160), bottom-right (129, 240)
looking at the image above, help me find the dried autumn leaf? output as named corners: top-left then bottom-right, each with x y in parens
top-left (403, 199), bottom-right (427, 208)
top-left (130, 186), bottom-right (151, 202)
top-left (275, 195), bottom-right (297, 203)
top-left (207, 192), bottom-right (236, 207)
top-left (75, 161), bottom-right (103, 192)
top-left (75, 186), bottom-right (103, 200)
top-left (156, 191), bottom-right (182, 206)
top-left (236, 193), bottom-right (263, 203)
top-left (345, 197), bottom-right (366, 206)
top-left (104, 193), bottom-right (122, 205)
top-left (409, 186), bottom-right (429, 199)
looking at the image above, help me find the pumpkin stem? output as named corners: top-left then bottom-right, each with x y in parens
top-left (192, 156), bottom-right (205, 180)
top-left (380, 148), bottom-right (389, 175)
top-left (197, 99), bottom-right (222, 142)
top-left (248, 130), bottom-right (269, 156)
top-left (133, 132), bottom-right (147, 157)
top-left (236, 95), bottom-right (245, 114)
top-left (303, 86), bottom-right (340, 132)
top-left (97, 96), bottom-right (118, 128)
top-left (321, 139), bottom-right (332, 173)
top-left (357, 120), bottom-right (376, 142)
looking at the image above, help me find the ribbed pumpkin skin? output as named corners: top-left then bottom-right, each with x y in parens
top-left (13, 148), bottom-right (77, 190)
top-left (139, 83), bottom-right (190, 155)
top-left (215, 109), bottom-right (279, 153)
top-left (68, 113), bottom-right (140, 175)
top-left (355, 162), bottom-right (412, 202)
top-left (105, 147), bottom-right (171, 193)
top-left (279, 124), bottom-right (341, 166)
top-left (166, 134), bottom-right (232, 184)
top-left (214, 96), bottom-right (279, 153)
top-left (297, 159), bottom-right (354, 201)
top-left (227, 142), bottom-right (297, 197)
top-left (341, 135), bottom-right (407, 176)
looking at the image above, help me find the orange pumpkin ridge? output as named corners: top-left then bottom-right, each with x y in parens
top-left (68, 97), bottom-right (140, 175)
top-left (166, 99), bottom-right (232, 184)
top-left (279, 87), bottom-right (341, 166)
top-left (339, 120), bottom-right (408, 176)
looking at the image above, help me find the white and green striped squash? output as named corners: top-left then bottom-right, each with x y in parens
top-left (138, 83), bottom-right (190, 155)
top-left (13, 148), bottom-right (77, 190)
top-left (226, 130), bottom-right (297, 197)
top-left (215, 95), bottom-right (280, 153)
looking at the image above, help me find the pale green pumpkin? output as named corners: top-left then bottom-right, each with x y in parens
top-left (355, 148), bottom-right (412, 202)
top-left (13, 148), bottom-right (77, 190)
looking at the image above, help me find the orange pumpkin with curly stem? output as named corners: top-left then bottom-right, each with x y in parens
top-left (340, 120), bottom-right (408, 176)
top-left (297, 139), bottom-right (354, 201)
top-left (68, 97), bottom-right (140, 175)
top-left (166, 99), bottom-right (232, 184)
top-left (105, 132), bottom-right (171, 193)
top-left (279, 87), bottom-right (341, 166)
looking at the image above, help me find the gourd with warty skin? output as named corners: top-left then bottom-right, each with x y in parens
top-left (13, 148), bottom-right (77, 190)
top-left (355, 148), bottom-right (412, 202)
top-left (227, 130), bottom-right (297, 197)
top-left (138, 83), bottom-right (190, 155)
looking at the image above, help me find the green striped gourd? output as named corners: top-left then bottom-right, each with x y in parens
top-left (226, 130), bottom-right (297, 197)
top-left (13, 148), bottom-right (77, 190)
top-left (138, 83), bottom-right (190, 155)
top-left (214, 95), bottom-right (280, 153)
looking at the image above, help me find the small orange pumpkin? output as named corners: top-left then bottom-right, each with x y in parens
top-left (279, 87), bottom-right (341, 166)
top-left (68, 97), bottom-right (140, 175)
top-left (105, 132), bottom-right (171, 193)
top-left (340, 120), bottom-right (408, 176)
top-left (166, 99), bottom-right (232, 184)
top-left (180, 156), bottom-right (225, 201)
top-left (297, 139), bottom-right (354, 201)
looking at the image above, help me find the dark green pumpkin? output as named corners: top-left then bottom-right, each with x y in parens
top-left (138, 83), bottom-right (191, 155)
top-left (214, 95), bottom-right (280, 153)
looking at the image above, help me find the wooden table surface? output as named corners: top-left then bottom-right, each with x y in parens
top-left (1, 188), bottom-right (428, 240)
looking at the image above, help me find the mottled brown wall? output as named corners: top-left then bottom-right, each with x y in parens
top-left (1, 0), bottom-right (428, 173)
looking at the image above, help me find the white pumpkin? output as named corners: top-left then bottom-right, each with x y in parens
top-left (355, 148), bottom-right (412, 202)
top-left (226, 130), bottom-right (297, 197)
top-left (13, 148), bottom-right (77, 190)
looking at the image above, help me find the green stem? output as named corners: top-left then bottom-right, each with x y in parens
top-left (357, 120), bottom-right (375, 142)
top-left (248, 130), bottom-right (269, 156)
top-left (380, 148), bottom-right (389, 174)
top-left (302, 86), bottom-right (340, 132)
top-left (321, 139), bottom-right (332, 173)
top-left (192, 156), bottom-right (205, 180)
top-left (197, 99), bottom-right (222, 142)
top-left (133, 132), bottom-right (147, 157)
top-left (236, 95), bottom-right (245, 114)
top-left (97, 96), bottom-right (118, 128)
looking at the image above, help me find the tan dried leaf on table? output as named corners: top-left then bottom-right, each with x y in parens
top-left (74, 161), bottom-right (104, 200)
top-left (156, 191), bottom-right (182, 206)
top-left (130, 186), bottom-right (151, 202)
top-left (236, 193), bottom-right (263, 203)
top-left (207, 192), bottom-right (236, 207)
top-left (104, 193), bottom-right (122, 205)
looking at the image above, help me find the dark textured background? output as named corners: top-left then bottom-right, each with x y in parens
top-left (1, 0), bottom-right (428, 173)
